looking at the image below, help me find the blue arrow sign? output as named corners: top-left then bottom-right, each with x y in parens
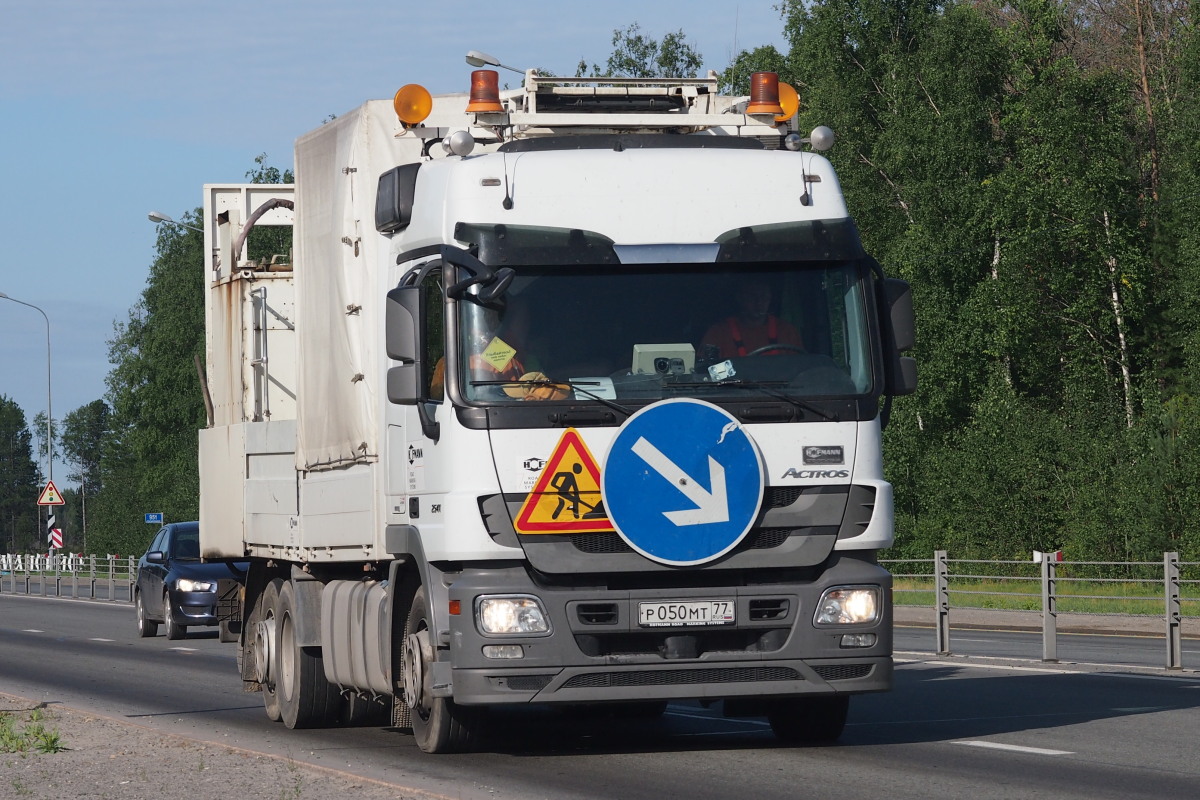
top-left (602, 399), bottom-right (764, 566)
top-left (144, 512), bottom-right (164, 525)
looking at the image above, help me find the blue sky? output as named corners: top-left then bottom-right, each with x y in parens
top-left (0, 0), bottom-right (788, 483)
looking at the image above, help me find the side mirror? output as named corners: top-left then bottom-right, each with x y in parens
top-left (385, 285), bottom-right (423, 406)
top-left (881, 277), bottom-right (917, 396)
top-left (146, 551), bottom-right (165, 564)
top-left (884, 278), bottom-right (914, 352)
top-left (385, 280), bottom-right (442, 441)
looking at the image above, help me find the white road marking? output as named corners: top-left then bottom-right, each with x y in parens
top-left (953, 740), bottom-right (1073, 756)
top-left (1111, 707), bottom-right (1164, 713)
top-left (89, 637), bottom-right (114, 642)
top-left (921, 660), bottom-right (1077, 675)
top-left (169, 647), bottom-right (198, 652)
top-left (21, 629), bottom-right (44, 633)
top-left (902, 657), bottom-right (1200, 683)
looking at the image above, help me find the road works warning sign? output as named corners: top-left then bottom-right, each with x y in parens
top-left (514, 429), bottom-right (614, 534)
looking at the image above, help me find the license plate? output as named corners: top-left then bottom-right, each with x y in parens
top-left (638, 600), bottom-right (735, 627)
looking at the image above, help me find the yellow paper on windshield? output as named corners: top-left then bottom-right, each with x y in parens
top-left (481, 336), bottom-right (517, 372)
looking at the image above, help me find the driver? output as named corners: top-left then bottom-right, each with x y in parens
top-left (430, 300), bottom-right (567, 401)
top-left (700, 279), bottom-right (803, 360)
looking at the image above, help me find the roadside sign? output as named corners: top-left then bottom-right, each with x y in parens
top-left (37, 480), bottom-right (65, 506)
top-left (48, 528), bottom-right (63, 549)
top-left (144, 512), bottom-right (164, 525)
top-left (602, 399), bottom-right (764, 566)
top-left (514, 429), bottom-right (614, 534)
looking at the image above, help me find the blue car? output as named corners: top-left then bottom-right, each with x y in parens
top-left (134, 521), bottom-right (248, 640)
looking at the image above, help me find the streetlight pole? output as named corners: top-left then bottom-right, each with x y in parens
top-left (0, 293), bottom-right (52, 483)
top-left (0, 292), bottom-right (52, 557)
top-left (148, 211), bottom-right (203, 233)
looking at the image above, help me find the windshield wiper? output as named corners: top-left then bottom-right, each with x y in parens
top-left (669, 379), bottom-right (840, 422)
top-left (469, 378), bottom-right (633, 417)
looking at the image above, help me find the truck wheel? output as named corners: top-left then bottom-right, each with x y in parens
top-left (768, 695), bottom-right (849, 744)
top-left (277, 579), bottom-right (340, 729)
top-left (163, 591), bottom-right (186, 640)
top-left (403, 585), bottom-right (482, 753)
top-left (135, 591), bottom-right (158, 638)
top-left (342, 693), bottom-right (390, 727)
top-left (255, 579), bottom-right (283, 722)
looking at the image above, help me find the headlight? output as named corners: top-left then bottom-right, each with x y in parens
top-left (814, 586), bottom-right (880, 626)
top-left (476, 596), bottom-right (550, 635)
top-left (176, 578), bottom-right (215, 592)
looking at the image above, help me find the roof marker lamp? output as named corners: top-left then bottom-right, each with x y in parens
top-left (394, 84), bottom-right (433, 127)
top-left (784, 125), bottom-right (836, 153)
top-left (776, 81), bottom-right (800, 125)
top-left (465, 70), bottom-right (504, 113)
top-left (746, 72), bottom-right (784, 116)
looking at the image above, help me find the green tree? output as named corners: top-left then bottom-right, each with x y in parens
top-left (577, 23), bottom-right (704, 78)
top-left (89, 208), bottom-right (206, 556)
top-left (29, 411), bottom-right (56, 481)
top-left (59, 399), bottom-right (110, 551)
top-left (0, 396), bottom-right (39, 552)
top-left (720, 45), bottom-right (786, 94)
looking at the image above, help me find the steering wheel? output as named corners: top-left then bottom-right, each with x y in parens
top-left (744, 344), bottom-right (806, 357)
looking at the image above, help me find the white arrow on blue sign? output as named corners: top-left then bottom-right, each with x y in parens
top-left (144, 512), bottom-right (164, 525)
top-left (602, 398), bottom-right (764, 566)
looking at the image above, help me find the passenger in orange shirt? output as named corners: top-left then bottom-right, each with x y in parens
top-left (700, 280), bottom-right (803, 360)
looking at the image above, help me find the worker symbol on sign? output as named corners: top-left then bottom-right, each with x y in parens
top-left (514, 429), bottom-right (615, 534)
top-left (549, 463), bottom-right (609, 521)
top-left (551, 464), bottom-right (585, 519)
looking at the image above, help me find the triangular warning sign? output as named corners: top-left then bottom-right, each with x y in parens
top-left (37, 480), bottom-right (65, 506)
top-left (514, 428), bottom-right (614, 534)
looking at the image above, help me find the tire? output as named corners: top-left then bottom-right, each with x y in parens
top-left (163, 591), bottom-right (186, 640)
top-left (135, 591), bottom-right (158, 638)
top-left (768, 695), bottom-right (849, 744)
top-left (342, 693), bottom-right (391, 727)
top-left (403, 585), bottom-right (482, 753)
top-left (276, 579), bottom-right (340, 729)
top-left (257, 579), bottom-right (284, 722)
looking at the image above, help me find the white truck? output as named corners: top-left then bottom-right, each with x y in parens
top-left (198, 66), bottom-right (916, 753)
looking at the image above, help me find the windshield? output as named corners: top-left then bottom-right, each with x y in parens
top-left (456, 261), bottom-right (875, 406)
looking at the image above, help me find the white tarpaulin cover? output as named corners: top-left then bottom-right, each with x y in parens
top-left (294, 101), bottom-right (405, 470)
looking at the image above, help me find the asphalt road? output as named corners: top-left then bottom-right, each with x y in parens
top-left (895, 623), bottom-right (1200, 670)
top-left (2, 593), bottom-right (1199, 800)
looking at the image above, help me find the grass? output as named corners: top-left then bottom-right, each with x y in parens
top-left (892, 576), bottom-right (1200, 615)
top-left (0, 708), bottom-right (67, 755)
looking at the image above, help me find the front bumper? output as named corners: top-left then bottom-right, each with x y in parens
top-left (167, 589), bottom-right (220, 626)
top-left (446, 554), bottom-right (892, 705)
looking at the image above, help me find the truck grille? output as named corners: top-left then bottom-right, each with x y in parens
top-left (562, 666), bottom-right (801, 689)
top-left (812, 664), bottom-right (873, 681)
top-left (504, 674), bottom-right (555, 691)
top-left (570, 526), bottom-right (793, 555)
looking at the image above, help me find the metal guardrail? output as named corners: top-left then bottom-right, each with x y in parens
top-left (5, 550), bottom-right (1196, 669)
top-left (884, 550), bottom-right (1199, 669)
top-left (0, 553), bottom-right (137, 603)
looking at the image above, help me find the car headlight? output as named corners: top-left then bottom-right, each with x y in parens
top-left (176, 578), bottom-right (215, 592)
top-left (814, 586), bottom-right (880, 626)
top-left (476, 595), bottom-right (550, 635)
